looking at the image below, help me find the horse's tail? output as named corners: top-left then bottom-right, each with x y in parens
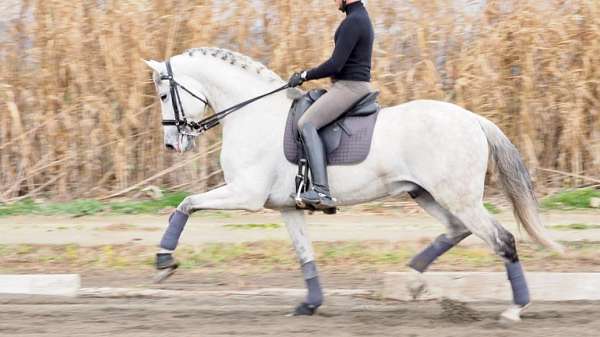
top-left (476, 116), bottom-right (564, 254)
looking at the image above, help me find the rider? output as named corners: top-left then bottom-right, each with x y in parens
top-left (288, 0), bottom-right (374, 210)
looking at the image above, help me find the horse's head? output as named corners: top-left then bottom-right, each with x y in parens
top-left (144, 59), bottom-right (210, 153)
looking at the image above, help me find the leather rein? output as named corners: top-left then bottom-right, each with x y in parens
top-left (160, 59), bottom-right (289, 136)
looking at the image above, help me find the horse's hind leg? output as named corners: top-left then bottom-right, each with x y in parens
top-left (408, 188), bottom-right (471, 273)
top-left (453, 204), bottom-right (530, 321)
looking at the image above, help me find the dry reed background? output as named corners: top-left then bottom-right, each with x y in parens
top-left (0, 0), bottom-right (598, 201)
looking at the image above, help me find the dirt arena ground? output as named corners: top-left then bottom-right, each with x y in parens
top-left (1, 210), bottom-right (599, 336)
top-left (2, 274), bottom-right (600, 337)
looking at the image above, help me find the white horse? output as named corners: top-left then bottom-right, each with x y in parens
top-left (144, 47), bottom-right (563, 321)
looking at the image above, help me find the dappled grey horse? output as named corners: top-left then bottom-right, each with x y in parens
top-left (144, 47), bottom-right (563, 322)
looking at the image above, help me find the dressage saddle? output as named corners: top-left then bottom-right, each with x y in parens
top-left (284, 89), bottom-right (381, 214)
top-left (283, 89), bottom-right (381, 166)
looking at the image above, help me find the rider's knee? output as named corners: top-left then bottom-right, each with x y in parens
top-left (297, 116), bottom-right (306, 130)
top-left (298, 115), bottom-right (308, 132)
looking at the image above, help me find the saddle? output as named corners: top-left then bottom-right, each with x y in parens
top-left (283, 89), bottom-right (381, 166)
top-left (284, 89), bottom-right (381, 214)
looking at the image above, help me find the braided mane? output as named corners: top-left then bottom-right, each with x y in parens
top-left (186, 47), bottom-right (283, 83)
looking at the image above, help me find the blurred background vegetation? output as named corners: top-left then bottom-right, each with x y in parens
top-left (0, 0), bottom-right (598, 201)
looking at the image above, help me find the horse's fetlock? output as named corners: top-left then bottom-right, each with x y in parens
top-left (497, 234), bottom-right (519, 263)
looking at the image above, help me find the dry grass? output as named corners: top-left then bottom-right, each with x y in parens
top-left (1, 240), bottom-right (599, 272)
top-left (0, 0), bottom-right (599, 200)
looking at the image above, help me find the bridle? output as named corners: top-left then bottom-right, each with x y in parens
top-left (160, 60), bottom-right (211, 136)
top-left (159, 59), bottom-right (289, 137)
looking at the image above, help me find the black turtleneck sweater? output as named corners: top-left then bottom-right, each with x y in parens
top-left (306, 1), bottom-right (374, 82)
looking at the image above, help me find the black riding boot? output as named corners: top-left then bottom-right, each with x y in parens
top-left (299, 123), bottom-right (336, 210)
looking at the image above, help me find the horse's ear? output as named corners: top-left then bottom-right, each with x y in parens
top-left (142, 59), bottom-right (163, 73)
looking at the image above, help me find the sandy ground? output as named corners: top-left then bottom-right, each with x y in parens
top-left (1, 210), bottom-right (600, 336)
top-left (1, 210), bottom-right (599, 246)
top-left (2, 291), bottom-right (600, 337)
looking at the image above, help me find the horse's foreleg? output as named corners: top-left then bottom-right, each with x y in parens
top-left (154, 184), bottom-right (266, 283)
top-left (159, 184), bottom-right (264, 251)
top-left (281, 209), bottom-right (323, 316)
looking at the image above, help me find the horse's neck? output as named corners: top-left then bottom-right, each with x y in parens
top-left (173, 53), bottom-right (291, 148)
top-left (173, 54), bottom-right (287, 115)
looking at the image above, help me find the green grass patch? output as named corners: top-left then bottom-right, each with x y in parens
top-left (224, 223), bottom-right (281, 230)
top-left (63, 244), bottom-right (80, 262)
top-left (16, 244), bottom-right (34, 255)
top-left (0, 199), bottom-right (42, 216)
top-left (97, 245), bottom-right (130, 268)
top-left (0, 244), bottom-right (9, 257)
top-left (180, 243), bottom-right (250, 268)
top-left (442, 247), bottom-right (496, 267)
top-left (320, 242), bottom-right (365, 260)
top-left (550, 223), bottom-right (600, 231)
top-left (0, 191), bottom-right (190, 217)
top-left (108, 191), bottom-right (188, 214)
top-left (484, 202), bottom-right (500, 214)
top-left (44, 200), bottom-right (105, 216)
top-left (541, 188), bottom-right (600, 210)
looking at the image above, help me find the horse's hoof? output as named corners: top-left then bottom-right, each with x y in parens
top-left (153, 266), bottom-right (178, 284)
top-left (154, 253), bottom-right (179, 283)
top-left (322, 207), bottom-right (337, 215)
top-left (407, 269), bottom-right (428, 300)
top-left (499, 304), bottom-right (529, 322)
top-left (287, 303), bottom-right (319, 316)
top-left (153, 254), bottom-right (179, 284)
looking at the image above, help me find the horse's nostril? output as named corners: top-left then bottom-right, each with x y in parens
top-left (165, 144), bottom-right (175, 151)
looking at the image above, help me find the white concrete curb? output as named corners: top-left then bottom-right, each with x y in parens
top-left (79, 287), bottom-right (373, 298)
top-left (0, 274), bottom-right (80, 297)
top-left (384, 272), bottom-right (600, 302)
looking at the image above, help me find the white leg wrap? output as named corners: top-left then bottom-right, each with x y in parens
top-left (281, 209), bottom-right (315, 264)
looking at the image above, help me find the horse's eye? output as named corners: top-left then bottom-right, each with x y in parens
top-left (160, 94), bottom-right (168, 101)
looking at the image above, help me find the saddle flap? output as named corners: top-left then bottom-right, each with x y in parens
top-left (345, 91), bottom-right (380, 117)
top-left (283, 88), bottom-right (381, 166)
top-left (319, 122), bottom-right (343, 155)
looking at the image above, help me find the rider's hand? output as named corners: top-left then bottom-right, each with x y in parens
top-left (288, 71), bottom-right (307, 87)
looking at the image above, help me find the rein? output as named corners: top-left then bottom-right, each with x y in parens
top-left (160, 59), bottom-right (289, 136)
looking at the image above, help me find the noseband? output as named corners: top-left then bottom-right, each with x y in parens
top-left (159, 59), bottom-right (289, 137)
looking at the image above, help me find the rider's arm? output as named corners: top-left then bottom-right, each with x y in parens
top-left (304, 18), bottom-right (360, 81)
